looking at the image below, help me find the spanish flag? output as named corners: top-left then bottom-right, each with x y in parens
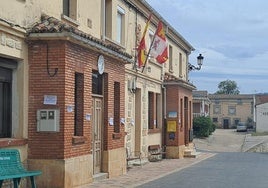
top-left (150, 21), bottom-right (168, 64)
top-left (137, 14), bottom-right (152, 68)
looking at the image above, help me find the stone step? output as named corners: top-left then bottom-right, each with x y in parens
top-left (184, 151), bottom-right (201, 158)
top-left (93, 173), bottom-right (108, 182)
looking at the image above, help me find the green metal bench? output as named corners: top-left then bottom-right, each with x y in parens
top-left (0, 149), bottom-right (42, 188)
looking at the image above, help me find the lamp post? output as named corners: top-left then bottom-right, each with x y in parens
top-left (188, 54), bottom-right (204, 71)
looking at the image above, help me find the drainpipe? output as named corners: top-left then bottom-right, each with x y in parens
top-left (101, 0), bottom-right (106, 40)
top-left (161, 64), bottom-right (166, 119)
top-left (161, 64), bottom-right (167, 154)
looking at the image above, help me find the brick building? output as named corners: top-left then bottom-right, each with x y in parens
top-left (0, 0), bottom-right (199, 187)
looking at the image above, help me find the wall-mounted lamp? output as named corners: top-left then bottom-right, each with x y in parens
top-left (188, 54), bottom-right (204, 71)
top-left (128, 78), bottom-right (136, 93)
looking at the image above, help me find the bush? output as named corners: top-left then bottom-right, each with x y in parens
top-left (193, 116), bottom-right (215, 138)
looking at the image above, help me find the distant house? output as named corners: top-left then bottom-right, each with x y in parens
top-left (255, 94), bottom-right (268, 132)
top-left (193, 91), bottom-right (210, 117)
top-left (209, 94), bottom-right (254, 129)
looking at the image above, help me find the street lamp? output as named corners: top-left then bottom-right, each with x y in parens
top-left (188, 54), bottom-right (204, 71)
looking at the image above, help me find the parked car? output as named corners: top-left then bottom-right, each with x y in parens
top-left (236, 122), bottom-right (247, 132)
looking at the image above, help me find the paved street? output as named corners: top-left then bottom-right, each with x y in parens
top-left (80, 129), bottom-right (268, 188)
top-left (139, 152), bottom-right (268, 188)
top-left (81, 153), bottom-right (215, 188)
top-left (193, 129), bottom-right (247, 152)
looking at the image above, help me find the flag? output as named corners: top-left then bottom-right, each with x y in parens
top-left (150, 21), bottom-right (168, 64)
top-left (137, 14), bottom-right (152, 68)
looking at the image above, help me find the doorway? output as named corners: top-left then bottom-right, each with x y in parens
top-left (92, 71), bottom-right (104, 174)
top-left (223, 119), bottom-right (229, 129)
top-left (134, 88), bottom-right (141, 156)
top-left (92, 97), bottom-right (103, 174)
top-left (184, 97), bottom-right (189, 145)
top-left (0, 67), bottom-right (12, 138)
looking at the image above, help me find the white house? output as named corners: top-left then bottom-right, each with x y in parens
top-left (256, 102), bottom-right (268, 132)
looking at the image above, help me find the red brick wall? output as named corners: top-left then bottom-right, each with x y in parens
top-left (165, 85), bottom-right (179, 146)
top-left (102, 57), bottom-right (125, 151)
top-left (165, 84), bottom-right (193, 146)
top-left (28, 40), bottom-right (126, 159)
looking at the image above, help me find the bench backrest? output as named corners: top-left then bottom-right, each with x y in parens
top-left (0, 149), bottom-right (26, 175)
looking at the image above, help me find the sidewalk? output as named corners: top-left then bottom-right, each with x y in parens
top-left (241, 133), bottom-right (268, 152)
top-left (79, 152), bottom-right (215, 188)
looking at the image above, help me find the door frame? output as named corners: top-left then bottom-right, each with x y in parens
top-left (92, 96), bottom-right (103, 174)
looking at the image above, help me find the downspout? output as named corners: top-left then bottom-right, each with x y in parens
top-left (101, 0), bottom-right (106, 40)
top-left (133, 8), bottom-right (138, 70)
top-left (161, 64), bottom-right (167, 155)
top-left (162, 65), bottom-right (166, 119)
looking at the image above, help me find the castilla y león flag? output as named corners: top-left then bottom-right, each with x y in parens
top-left (137, 14), bottom-right (152, 68)
top-left (150, 21), bottom-right (168, 64)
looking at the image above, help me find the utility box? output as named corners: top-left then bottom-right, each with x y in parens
top-left (37, 109), bottom-right (60, 132)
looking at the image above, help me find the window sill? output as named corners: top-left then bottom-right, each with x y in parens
top-left (105, 37), bottom-right (126, 50)
top-left (61, 14), bottom-right (80, 27)
top-left (72, 136), bottom-right (86, 145)
top-left (148, 129), bottom-right (161, 134)
top-left (0, 138), bottom-right (28, 148)
top-left (112, 132), bottom-right (122, 139)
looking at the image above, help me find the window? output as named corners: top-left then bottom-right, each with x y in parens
top-left (148, 92), bottom-right (156, 129)
top-left (212, 118), bottom-right (218, 123)
top-left (74, 73), bottom-right (84, 136)
top-left (92, 71), bottom-right (103, 95)
top-left (0, 67), bottom-right (12, 138)
top-left (147, 92), bottom-right (161, 130)
top-left (213, 105), bottom-right (221, 114)
top-left (234, 119), bottom-right (240, 125)
top-left (114, 82), bottom-right (120, 133)
top-left (228, 106), bottom-right (236, 115)
top-left (63, 0), bottom-right (78, 20)
top-left (116, 6), bottom-right (125, 45)
top-left (63, 0), bottom-right (70, 16)
top-left (214, 99), bottom-right (220, 104)
top-left (169, 45), bottom-right (173, 72)
top-left (179, 53), bottom-right (182, 77)
top-left (105, 0), bottom-right (112, 39)
top-left (237, 99), bottom-right (242, 105)
top-left (148, 92), bottom-right (154, 129)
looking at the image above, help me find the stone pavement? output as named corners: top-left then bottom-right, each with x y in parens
top-left (79, 152), bottom-right (215, 188)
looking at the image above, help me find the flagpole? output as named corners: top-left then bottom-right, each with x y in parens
top-left (141, 30), bottom-right (157, 73)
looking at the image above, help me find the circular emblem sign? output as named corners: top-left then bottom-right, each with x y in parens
top-left (97, 55), bottom-right (104, 75)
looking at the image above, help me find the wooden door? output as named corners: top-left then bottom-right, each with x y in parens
top-left (92, 97), bottom-right (103, 174)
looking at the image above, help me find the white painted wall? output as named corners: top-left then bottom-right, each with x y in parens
top-left (256, 103), bottom-right (268, 132)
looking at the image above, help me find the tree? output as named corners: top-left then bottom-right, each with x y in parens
top-left (215, 79), bottom-right (240, 94)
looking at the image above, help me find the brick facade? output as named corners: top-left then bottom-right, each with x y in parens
top-left (28, 38), bottom-right (126, 187)
top-left (164, 83), bottom-right (194, 158)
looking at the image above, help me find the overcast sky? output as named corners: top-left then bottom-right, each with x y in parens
top-left (146, 0), bottom-right (268, 94)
